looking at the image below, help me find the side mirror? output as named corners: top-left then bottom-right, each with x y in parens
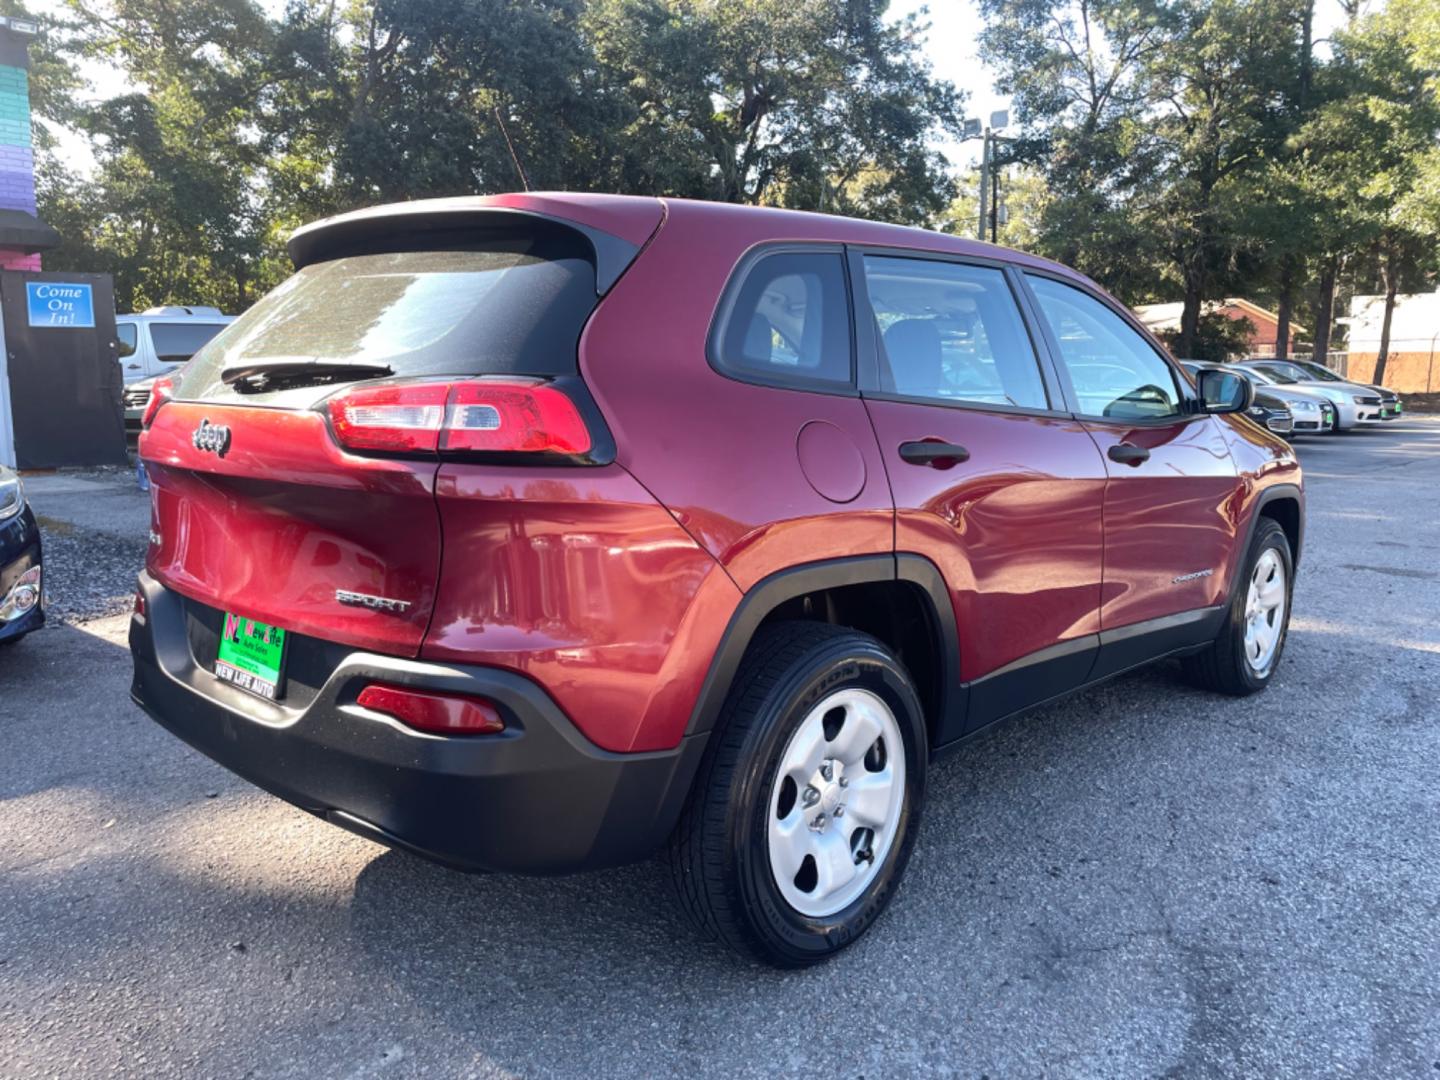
top-left (1197, 368), bottom-right (1252, 414)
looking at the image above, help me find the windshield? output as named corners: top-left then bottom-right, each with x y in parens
top-left (174, 228), bottom-right (597, 404)
top-left (1297, 361), bottom-right (1342, 382)
top-left (1232, 365), bottom-right (1273, 386)
top-left (1250, 364), bottom-right (1299, 385)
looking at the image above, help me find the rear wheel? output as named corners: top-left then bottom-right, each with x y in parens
top-left (669, 622), bottom-right (927, 967)
top-left (1182, 517), bottom-right (1292, 695)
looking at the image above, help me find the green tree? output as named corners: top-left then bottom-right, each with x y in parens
top-left (583, 0), bottom-right (963, 221)
top-left (1294, 4), bottom-right (1440, 380)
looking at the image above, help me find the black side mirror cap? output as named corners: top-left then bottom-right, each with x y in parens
top-left (1197, 368), bottom-right (1253, 414)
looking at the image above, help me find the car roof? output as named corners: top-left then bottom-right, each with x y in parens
top-left (118, 312), bottom-right (234, 322)
top-left (290, 191), bottom-right (1095, 287)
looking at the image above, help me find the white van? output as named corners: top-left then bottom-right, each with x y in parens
top-left (117, 306), bottom-right (235, 385)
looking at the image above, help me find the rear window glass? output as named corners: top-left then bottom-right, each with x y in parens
top-left (175, 230), bottom-right (597, 402)
top-left (150, 322), bottom-right (227, 362)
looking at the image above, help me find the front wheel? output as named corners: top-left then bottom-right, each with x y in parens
top-left (1182, 517), bottom-right (1293, 695)
top-left (669, 622), bottom-right (927, 967)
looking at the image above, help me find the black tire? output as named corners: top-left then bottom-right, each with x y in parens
top-left (1182, 517), bottom-right (1293, 695)
top-left (668, 621), bottom-right (927, 967)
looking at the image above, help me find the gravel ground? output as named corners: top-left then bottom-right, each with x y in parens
top-left (25, 466), bottom-right (148, 625)
top-left (2, 421), bottom-right (1438, 1079)
top-left (34, 525), bottom-right (147, 624)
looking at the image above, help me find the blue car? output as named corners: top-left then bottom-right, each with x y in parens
top-left (0, 464), bottom-right (42, 644)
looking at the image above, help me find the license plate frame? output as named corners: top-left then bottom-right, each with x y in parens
top-left (215, 612), bottom-right (288, 701)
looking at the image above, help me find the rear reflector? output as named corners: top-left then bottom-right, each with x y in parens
top-left (356, 684), bottom-right (506, 736)
top-left (325, 379), bottom-right (591, 457)
top-left (141, 377), bottom-right (174, 429)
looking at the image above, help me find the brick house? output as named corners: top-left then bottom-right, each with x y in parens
top-left (1132, 298), bottom-right (1305, 356)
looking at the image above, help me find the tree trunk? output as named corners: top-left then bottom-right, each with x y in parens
top-left (1178, 274), bottom-right (1203, 358)
top-left (1275, 259), bottom-right (1294, 359)
top-left (1374, 251), bottom-right (1398, 386)
top-left (1311, 257), bottom-right (1337, 364)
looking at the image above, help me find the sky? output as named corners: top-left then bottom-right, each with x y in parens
top-left (891, 0), bottom-right (1012, 169)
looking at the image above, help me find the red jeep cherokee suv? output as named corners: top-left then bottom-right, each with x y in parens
top-left (131, 193), bottom-right (1302, 966)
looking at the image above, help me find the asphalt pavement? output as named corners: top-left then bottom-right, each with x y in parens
top-left (3, 420), bottom-right (1439, 1079)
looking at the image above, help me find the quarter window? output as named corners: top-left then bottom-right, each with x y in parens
top-left (714, 251), bottom-right (851, 388)
top-left (862, 256), bottom-right (1049, 410)
top-left (1027, 275), bottom-right (1182, 420)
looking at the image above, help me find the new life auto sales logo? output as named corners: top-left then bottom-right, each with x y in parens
top-left (192, 418), bottom-right (232, 457)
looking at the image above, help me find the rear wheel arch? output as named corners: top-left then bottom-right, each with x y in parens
top-left (685, 555), bottom-right (962, 751)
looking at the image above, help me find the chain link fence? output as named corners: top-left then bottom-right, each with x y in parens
top-left (1247, 337), bottom-right (1440, 392)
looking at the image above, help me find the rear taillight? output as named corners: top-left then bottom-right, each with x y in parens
top-left (326, 382), bottom-right (450, 454)
top-left (356, 684), bottom-right (506, 736)
top-left (324, 379), bottom-right (592, 458)
top-left (441, 383), bottom-right (590, 454)
top-left (141, 377), bottom-right (174, 429)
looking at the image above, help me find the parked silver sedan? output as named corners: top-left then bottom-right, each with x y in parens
top-left (1238, 360), bottom-right (1385, 430)
top-left (1287, 359), bottom-right (1403, 421)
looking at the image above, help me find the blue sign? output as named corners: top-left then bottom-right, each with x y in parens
top-left (26, 282), bottom-right (95, 328)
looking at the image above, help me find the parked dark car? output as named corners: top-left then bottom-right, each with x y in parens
top-left (0, 465), bottom-right (42, 644)
top-left (130, 193), bottom-right (1304, 967)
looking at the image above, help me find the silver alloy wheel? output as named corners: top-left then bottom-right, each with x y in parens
top-left (1244, 547), bottom-right (1287, 672)
top-left (767, 687), bottom-right (906, 918)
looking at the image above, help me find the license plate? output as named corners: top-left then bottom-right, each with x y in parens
top-left (215, 612), bottom-right (287, 701)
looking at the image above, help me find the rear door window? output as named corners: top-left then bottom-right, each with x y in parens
top-left (174, 227), bottom-right (599, 404)
top-left (860, 256), bottom-right (1049, 410)
top-left (711, 250), bottom-right (852, 390)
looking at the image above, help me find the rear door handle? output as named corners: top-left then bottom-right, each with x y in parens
top-left (898, 440), bottom-right (970, 467)
top-left (1107, 443), bottom-right (1150, 466)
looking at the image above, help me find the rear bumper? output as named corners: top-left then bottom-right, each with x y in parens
top-left (129, 573), bottom-right (708, 874)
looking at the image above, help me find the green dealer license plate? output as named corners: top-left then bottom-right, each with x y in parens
top-left (215, 612), bottom-right (288, 701)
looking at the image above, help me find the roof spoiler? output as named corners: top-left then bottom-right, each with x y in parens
top-left (287, 203), bottom-right (644, 296)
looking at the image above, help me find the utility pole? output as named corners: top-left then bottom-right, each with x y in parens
top-left (990, 157), bottom-right (1000, 243)
top-left (977, 128), bottom-right (991, 241)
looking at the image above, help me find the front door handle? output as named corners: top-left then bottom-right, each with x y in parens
top-left (899, 440), bottom-right (970, 467)
top-left (1107, 443), bottom-right (1150, 466)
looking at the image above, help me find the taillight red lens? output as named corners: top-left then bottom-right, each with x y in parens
top-left (326, 383), bottom-right (449, 453)
top-left (325, 380), bottom-right (592, 457)
top-left (356, 684), bottom-right (506, 736)
top-left (141, 377), bottom-right (174, 429)
top-left (441, 381), bottom-right (591, 455)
